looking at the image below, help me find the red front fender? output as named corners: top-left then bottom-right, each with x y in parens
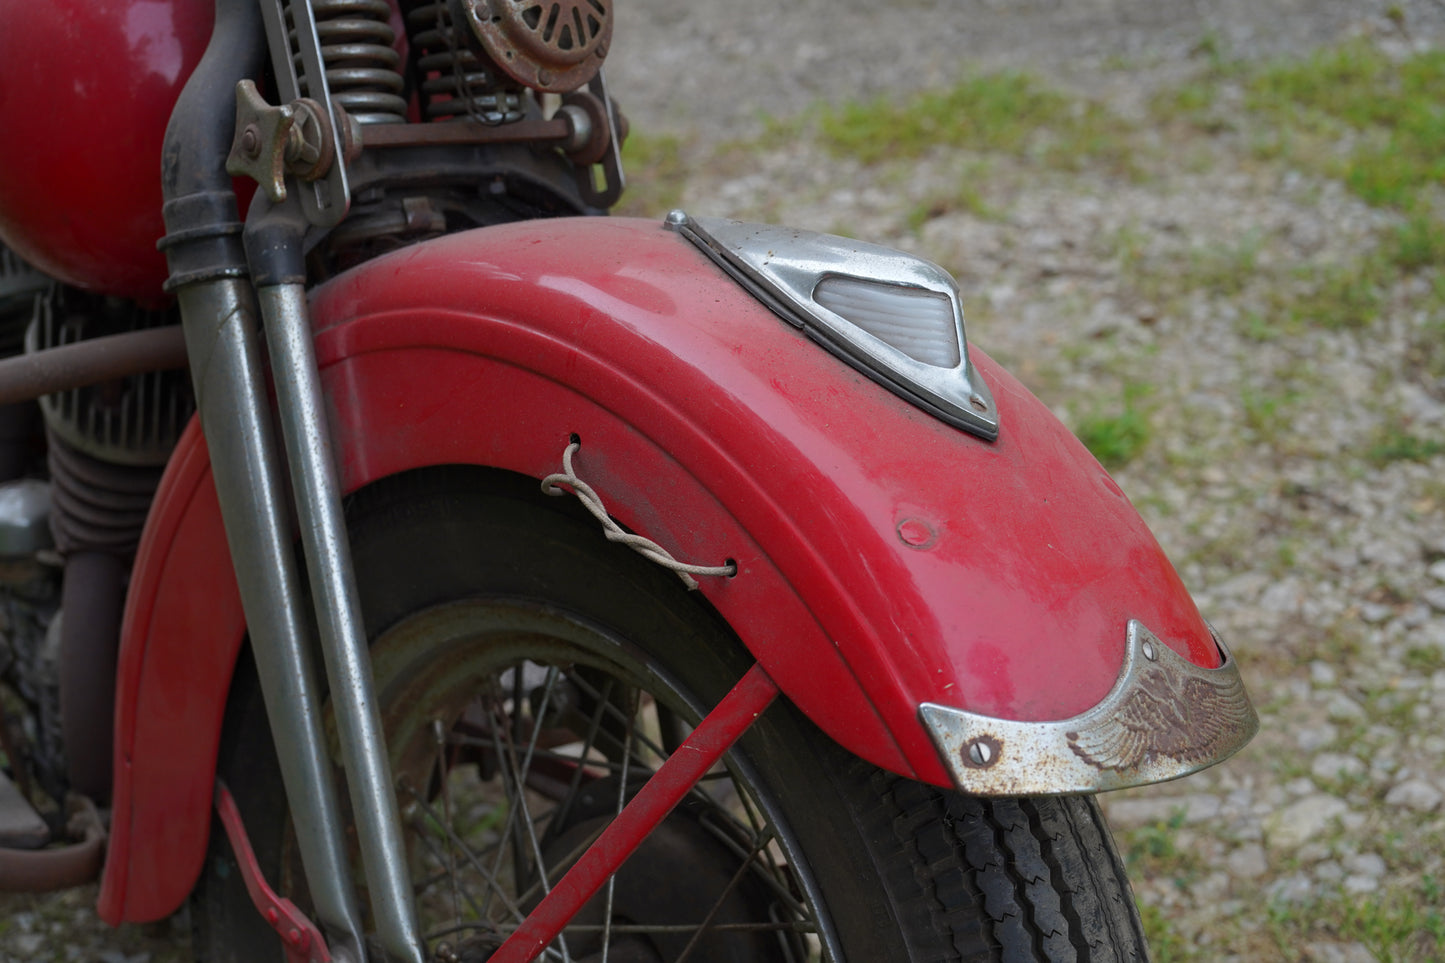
top-left (99, 216), bottom-right (1215, 923)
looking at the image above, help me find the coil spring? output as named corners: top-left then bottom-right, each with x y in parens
top-left (300, 0), bottom-right (409, 124)
top-left (406, 1), bottom-right (524, 124)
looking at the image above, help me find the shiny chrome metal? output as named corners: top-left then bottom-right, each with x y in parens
top-left (920, 621), bottom-right (1258, 796)
top-left (174, 278), bottom-right (365, 962)
top-left (257, 282), bottom-right (425, 963)
top-left (0, 479), bottom-right (51, 556)
top-left (669, 212), bottom-right (998, 441)
top-left (258, 0), bottom-right (351, 226)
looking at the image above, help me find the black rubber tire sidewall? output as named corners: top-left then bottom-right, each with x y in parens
top-left (193, 466), bottom-right (1147, 963)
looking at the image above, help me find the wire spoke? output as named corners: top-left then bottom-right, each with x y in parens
top-left (674, 826), bottom-right (779, 963)
top-left (396, 653), bottom-right (818, 963)
top-left (400, 780), bottom-right (527, 925)
top-left (600, 689), bottom-right (636, 963)
top-left (493, 664), bottom-right (573, 963)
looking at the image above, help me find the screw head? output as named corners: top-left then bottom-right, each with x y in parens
top-left (970, 394), bottom-right (988, 412)
top-left (964, 736), bottom-right (1000, 768)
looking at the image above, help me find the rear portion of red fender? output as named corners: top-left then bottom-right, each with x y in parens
top-left (100, 216), bottom-right (1216, 923)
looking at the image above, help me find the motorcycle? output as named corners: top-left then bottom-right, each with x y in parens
top-left (0, 0), bottom-right (1259, 960)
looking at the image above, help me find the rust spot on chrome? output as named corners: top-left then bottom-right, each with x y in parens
top-left (1066, 662), bottom-right (1252, 774)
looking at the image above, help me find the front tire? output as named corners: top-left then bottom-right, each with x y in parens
top-left (193, 466), bottom-right (1148, 962)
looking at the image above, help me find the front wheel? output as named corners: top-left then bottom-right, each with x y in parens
top-left (193, 466), bottom-right (1148, 962)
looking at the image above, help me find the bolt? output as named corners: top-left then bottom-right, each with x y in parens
top-left (970, 394), bottom-right (988, 412)
top-left (1141, 640), bottom-right (1158, 661)
top-left (665, 209), bottom-right (689, 229)
top-left (240, 126), bottom-right (261, 159)
top-left (288, 928), bottom-right (302, 945)
top-left (596, 41), bottom-right (609, 58)
top-left (266, 908), bottom-right (279, 924)
top-left (537, 68), bottom-right (554, 86)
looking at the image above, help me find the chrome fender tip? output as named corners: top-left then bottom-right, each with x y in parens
top-left (920, 621), bottom-right (1259, 796)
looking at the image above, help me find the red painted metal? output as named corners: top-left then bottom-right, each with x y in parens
top-left (100, 216), bottom-right (1216, 924)
top-left (491, 664), bottom-right (780, 963)
top-left (0, 0), bottom-right (214, 302)
top-left (214, 783), bottom-right (333, 963)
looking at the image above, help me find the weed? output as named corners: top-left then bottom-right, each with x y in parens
top-left (1137, 901), bottom-right (1198, 963)
top-left (1239, 312), bottom-right (1285, 342)
top-left (1122, 808), bottom-right (1205, 888)
top-left (1404, 646), bottom-right (1445, 674)
top-left (1367, 426), bottom-right (1445, 465)
top-left (1340, 887), bottom-right (1445, 961)
top-left (906, 162), bottom-right (1001, 230)
top-left (1245, 43), bottom-right (1445, 212)
top-left (1390, 214), bottom-right (1445, 272)
top-left (615, 132), bottom-right (689, 217)
top-left (1284, 258), bottom-right (1386, 330)
top-left (817, 71), bottom-right (1139, 176)
top-left (1184, 233), bottom-right (1265, 298)
top-left (1240, 382), bottom-right (1300, 443)
top-left (1075, 382), bottom-right (1153, 468)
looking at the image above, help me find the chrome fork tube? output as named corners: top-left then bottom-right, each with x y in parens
top-left (174, 277), bottom-right (366, 963)
top-left (256, 281), bottom-right (426, 963)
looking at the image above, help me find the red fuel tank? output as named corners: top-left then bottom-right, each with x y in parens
top-left (0, 0), bottom-right (215, 303)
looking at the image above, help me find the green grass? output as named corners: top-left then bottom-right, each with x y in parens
top-left (815, 71), bottom-right (1139, 176)
top-left (1137, 901), bottom-right (1198, 963)
top-left (1367, 426), bottom-right (1445, 465)
top-left (1245, 44), bottom-right (1445, 213)
top-left (1075, 383), bottom-right (1153, 468)
top-left (1284, 258), bottom-right (1388, 330)
top-left (906, 161), bottom-right (1001, 230)
top-left (1269, 883), bottom-right (1445, 962)
top-left (1390, 215), bottom-right (1445, 271)
top-left (616, 132), bottom-right (689, 217)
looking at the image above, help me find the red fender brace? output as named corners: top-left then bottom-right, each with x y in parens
top-left (99, 217), bottom-right (1216, 923)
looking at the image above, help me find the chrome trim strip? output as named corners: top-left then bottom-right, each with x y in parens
top-left (667, 211), bottom-right (999, 441)
top-left (920, 621), bottom-right (1258, 796)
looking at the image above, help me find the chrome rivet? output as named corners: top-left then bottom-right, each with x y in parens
top-left (664, 209), bottom-right (689, 228)
top-left (970, 394), bottom-right (988, 412)
top-left (1141, 640), bottom-right (1157, 661)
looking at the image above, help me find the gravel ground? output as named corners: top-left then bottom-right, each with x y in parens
top-left (6, 2), bottom-right (1445, 960)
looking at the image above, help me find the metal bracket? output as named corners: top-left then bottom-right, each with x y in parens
top-left (572, 71), bottom-right (626, 208)
top-left (215, 782), bottom-right (333, 963)
top-left (256, 0), bottom-right (351, 226)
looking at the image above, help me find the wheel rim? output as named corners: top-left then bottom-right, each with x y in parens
top-left (362, 598), bottom-right (828, 963)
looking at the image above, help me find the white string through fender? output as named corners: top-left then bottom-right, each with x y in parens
top-left (540, 439), bottom-right (737, 590)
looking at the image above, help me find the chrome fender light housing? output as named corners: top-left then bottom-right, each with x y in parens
top-left (667, 212), bottom-right (999, 441)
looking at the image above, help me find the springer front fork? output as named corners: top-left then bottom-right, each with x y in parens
top-left (163, 3), bottom-right (722, 961)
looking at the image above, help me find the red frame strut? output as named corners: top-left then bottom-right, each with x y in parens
top-left (214, 782), bottom-right (333, 963)
top-left (489, 663), bottom-right (781, 963)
